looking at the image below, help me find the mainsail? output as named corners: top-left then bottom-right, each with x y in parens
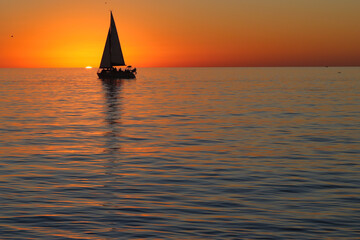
top-left (100, 12), bottom-right (125, 68)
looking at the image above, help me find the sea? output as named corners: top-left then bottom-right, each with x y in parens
top-left (0, 67), bottom-right (359, 239)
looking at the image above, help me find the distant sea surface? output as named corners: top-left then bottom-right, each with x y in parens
top-left (0, 67), bottom-right (359, 239)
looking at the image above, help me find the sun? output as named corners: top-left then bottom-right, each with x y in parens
top-left (85, 66), bottom-right (92, 69)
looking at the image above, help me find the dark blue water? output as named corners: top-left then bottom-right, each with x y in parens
top-left (0, 67), bottom-right (359, 239)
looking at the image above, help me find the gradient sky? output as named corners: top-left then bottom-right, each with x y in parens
top-left (1, 0), bottom-right (359, 68)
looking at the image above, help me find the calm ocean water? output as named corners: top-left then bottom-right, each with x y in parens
top-left (0, 67), bottom-right (359, 239)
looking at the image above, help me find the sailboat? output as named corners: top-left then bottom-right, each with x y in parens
top-left (97, 11), bottom-right (137, 79)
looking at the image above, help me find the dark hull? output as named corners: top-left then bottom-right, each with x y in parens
top-left (97, 70), bottom-right (136, 79)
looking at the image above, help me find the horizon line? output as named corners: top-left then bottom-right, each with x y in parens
top-left (1, 65), bottom-right (360, 69)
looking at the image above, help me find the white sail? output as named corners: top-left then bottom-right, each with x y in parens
top-left (99, 12), bottom-right (125, 68)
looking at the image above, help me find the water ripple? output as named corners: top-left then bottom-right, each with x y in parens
top-left (0, 67), bottom-right (359, 239)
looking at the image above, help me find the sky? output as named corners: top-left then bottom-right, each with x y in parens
top-left (0, 0), bottom-right (360, 68)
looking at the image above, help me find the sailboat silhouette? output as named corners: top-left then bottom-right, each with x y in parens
top-left (97, 11), bottom-right (137, 79)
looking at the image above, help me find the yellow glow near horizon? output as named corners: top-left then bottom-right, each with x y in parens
top-left (0, 0), bottom-right (360, 67)
top-left (85, 66), bottom-right (92, 69)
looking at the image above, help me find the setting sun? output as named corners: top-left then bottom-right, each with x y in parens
top-left (85, 66), bottom-right (92, 69)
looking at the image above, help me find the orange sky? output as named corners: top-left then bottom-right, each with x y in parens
top-left (0, 0), bottom-right (360, 68)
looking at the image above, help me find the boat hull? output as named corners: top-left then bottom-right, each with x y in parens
top-left (97, 70), bottom-right (136, 79)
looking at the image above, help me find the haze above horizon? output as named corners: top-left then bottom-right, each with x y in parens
top-left (1, 0), bottom-right (359, 68)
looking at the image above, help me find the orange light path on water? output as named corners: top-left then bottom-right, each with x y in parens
top-left (0, 0), bottom-right (359, 67)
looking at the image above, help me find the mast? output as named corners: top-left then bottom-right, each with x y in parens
top-left (109, 13), bottom-right (112, 67)
top-left (109, 11), bottom-right (113, 67)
